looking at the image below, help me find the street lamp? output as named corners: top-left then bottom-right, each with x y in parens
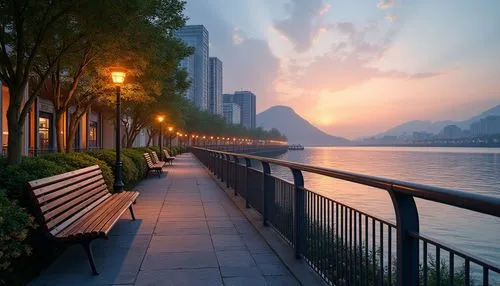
top-left (168, 126), bottom-right (173, 152)
top-left (111, 68), bottom-right (126, 193)
top-left (157, 115), bottom-right (164, 161)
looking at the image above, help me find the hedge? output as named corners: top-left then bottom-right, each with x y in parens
top-left (0, 190), bottom-right (35, 284)
top-left (122, 148), bottom-right (147, 178)
top-left (86, 150), bottom-right (139, 187)
top-left (0, 157), bottom-right (66, 203)
top-left (42, 153), bottom-right (113, 189)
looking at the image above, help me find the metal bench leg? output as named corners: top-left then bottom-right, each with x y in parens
top-left (81, 240), bottom-right (99, 275)
top-left (129, 205), bottom-right (136, 220)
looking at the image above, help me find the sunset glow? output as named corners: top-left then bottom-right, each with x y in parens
top-left (184, 0), bottom-right (500, 138)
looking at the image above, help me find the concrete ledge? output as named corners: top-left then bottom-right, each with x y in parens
top-left (200, 163), bottom-right (327, 286)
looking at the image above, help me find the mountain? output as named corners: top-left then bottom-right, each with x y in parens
top-left (257, 106), bottom-right (350, 146)
top-left (376, 104), bottom-right (500, 138)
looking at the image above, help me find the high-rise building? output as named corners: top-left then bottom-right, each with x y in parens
top-left (233, 91), bottom-right (256, 129)
top-left (208, 57), bottom-right (223, 116)
top-left (223, 93), bottom-right (233, 104)
top-left (223, 103), bottom-right (241, 125)
top-left (175, 25), bottom-right (209, 110)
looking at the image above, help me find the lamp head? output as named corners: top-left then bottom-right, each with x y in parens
top-left (110, 68), bottom-right (127, 84)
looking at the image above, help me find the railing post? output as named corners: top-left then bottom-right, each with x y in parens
top-left (234, 156), bottom-right (239, 196)
top-left (216, 153), bottom-right (221, 179)
top-left (389, 188), bottom-right (419, 286)
top-left (226, 154), bottom-right (230, 188)
top-left (244, 158), bottom-right (251, 208)
top-left (261, 161), bottom-right (272, 227)
top-left (291, 168), bottom-right (305, 259)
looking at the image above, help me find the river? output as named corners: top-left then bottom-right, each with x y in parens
top-left (267, 146), bottom-right (500, 276)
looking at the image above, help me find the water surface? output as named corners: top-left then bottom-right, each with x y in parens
top-left (268, 147), bottom-right (500, 267)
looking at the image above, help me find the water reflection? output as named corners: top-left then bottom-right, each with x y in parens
top-left (268, 147), bottom-right (500, 264)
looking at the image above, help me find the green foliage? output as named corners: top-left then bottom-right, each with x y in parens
top-left (0, 190), bottom-right (35, 280)
top-left (122, 148), bottom-right (148, 178)
top-left (43, 153), bottom-right (114, 189)
top-left (86, 150), bottom-right (139, 187)
top-left (180, 101), bottom-right (287, 141)
top-left (0, 157), bottom-right (66, 203)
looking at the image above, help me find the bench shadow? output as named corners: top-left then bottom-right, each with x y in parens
top-left (30, 217), bottom-right (151, 286)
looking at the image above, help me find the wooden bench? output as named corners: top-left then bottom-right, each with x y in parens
top-left (143, 152), bottom-right (163, 178)
top-left (27, 165), bottom-right (139, 275)
top-left (162, 149), bottom-right (175, 165)
top-left (151, 151), bottom-right (166, 167)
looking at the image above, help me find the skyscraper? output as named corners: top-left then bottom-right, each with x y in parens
top-left (174, 25), bottom-right (209, 110)
top-left (209, 57), bottom-right (223, 116)
top-left (233, 91), bottom-right (256, 129)
top-left (223, 103), bottom-right (241, 125)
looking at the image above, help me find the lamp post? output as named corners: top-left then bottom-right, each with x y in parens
top-left (168, 126), bottom-right (173, 152)
top-left (157, 115), bottom-right (164, 161)
top-left (111, 68), bottom-right (126, 193)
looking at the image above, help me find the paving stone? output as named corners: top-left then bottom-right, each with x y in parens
top-left (265, 275), bottom-right (301, 286)
top-left (211, 234), bottom-right (247, 251)
top-left (135, 268), bottom-right (223, 286)
top-left (148, 235), bottom-right (214, 252)
top-left (223, 275), bottom-right (267, 286)
top-left (141, 251), bottom-right (218, 270)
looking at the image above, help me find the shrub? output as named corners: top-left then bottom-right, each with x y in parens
top-left (0, 157), bottom-right (65, 203)
top-left (122, 148), bottom-right (147, 179)
top-left (86, 150), bottom-right (139, 187)
top-left (0, 190), bottom-right (35, 282)
top-left (43, 153), bottom-right (113, 190)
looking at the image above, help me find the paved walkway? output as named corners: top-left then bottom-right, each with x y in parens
top-left (32, 153), bottom-right (300, 286)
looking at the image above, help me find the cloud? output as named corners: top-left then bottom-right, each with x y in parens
top-left (410, 72), bottom-right (443, 79)
top-left (385, 14), bottom-right (397, 23)
top-left (274, 0), bottom-right (329, 52)
top-left (184, 0), bottom-right (281, 111)
top-left (232, 28), bottom-right (245, 45)
top-left (377, 0), bottom-right (396, 9)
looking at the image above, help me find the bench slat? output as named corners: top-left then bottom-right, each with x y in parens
top-left (50, 194), bottom-right (111, 236)
top-left (29, 165), bottom-right (101, 190)
top-left (97, 192), bottom-right (138, 235)
top-left (78, 193), bottom-right (132, 235)
top-left (56, 193), bottom-right (124, 238)
top-left (32, 169), bottom-right (103, 196)
top-left (46, 190), bottom-right (109, 231)
top-left (39, 178), bottom-right (105, 207)
top-left (61, 192), bottom-right (138, 238)
top-left (43, 186), bottom-right (108, 221)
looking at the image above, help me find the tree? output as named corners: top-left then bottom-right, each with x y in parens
top-left (37, 0), bottom-right (188, 153)
top-left (0, 1), bottom-right (79, 164)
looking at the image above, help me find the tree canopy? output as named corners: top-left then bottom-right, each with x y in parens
top-left (0, 0), bottom-right (286, 164)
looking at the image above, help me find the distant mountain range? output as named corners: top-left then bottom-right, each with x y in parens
top-left (256, 106), bottom-right (349, 146)
top-left (375, 104), bottom-right (500, 138)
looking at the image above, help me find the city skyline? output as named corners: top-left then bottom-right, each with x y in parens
top-left (183, 0), bottom-right (500, 139)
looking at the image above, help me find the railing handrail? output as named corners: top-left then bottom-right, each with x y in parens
top-left (193, 147), bottom-right (500, 218)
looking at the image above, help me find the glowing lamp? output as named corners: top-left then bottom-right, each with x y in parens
top-left (110, 68), bottom-right (126, 84)
top-left (157, 115), bottom-right (164, 123)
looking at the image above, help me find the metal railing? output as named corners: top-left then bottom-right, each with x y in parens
top-left (191, 147), bottom-right (500, 286)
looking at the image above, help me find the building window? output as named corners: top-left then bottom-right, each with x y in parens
top-left (39, 112), bottom-right (53, 151)
top-left (89, 121), bottom-right (98, 148)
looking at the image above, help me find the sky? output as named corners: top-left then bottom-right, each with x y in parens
top-left (183, 0), bottom-right (500, 139)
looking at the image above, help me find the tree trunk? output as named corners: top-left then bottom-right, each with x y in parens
top-left (55, 112), bottom-right (66, 153)
top-left (6, 87), bottom-right (25, 165)
top-left (65, 118), bottom-right (79, 153)
top-left (6, 110), bottom-right (23, 165)
top-left (146, 133), bottom-right (153, 147)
